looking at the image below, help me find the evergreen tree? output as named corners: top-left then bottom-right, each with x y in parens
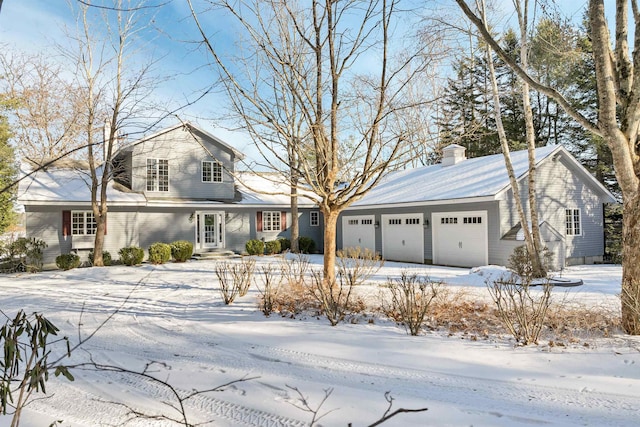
top-left (0, 113), bottom-right (16, 234)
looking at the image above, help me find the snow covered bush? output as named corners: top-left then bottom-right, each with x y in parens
top-left (118, 246), bottom-right (144, 266)
top-left (148, 242), bottom-right (171, 264)
top-left (55, 253), bottom-right (81, 271)
top-left (311, 270), bottom-right (365, 326)
top-left (508, 245), bottom-right (554, 279)
top-left (264, 239), bottom-right (281, 255)
top-left (170, 240), bottom-right (193, 262)
top-left (245, 239), bottom-right (264, 255)
top-left (88, 249), bottom-right (112, 266)
top-left (384, 272), bottom-right (441, 336)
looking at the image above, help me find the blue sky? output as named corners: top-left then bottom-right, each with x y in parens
top-left (0, 0), bottom-right (609, 166)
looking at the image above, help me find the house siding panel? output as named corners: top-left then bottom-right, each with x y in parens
top-left (129, 127), bottom-right (236, 201)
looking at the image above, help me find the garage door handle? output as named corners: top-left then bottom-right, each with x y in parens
top-left (459, 241), bottom-right (462, 249)
top-left (358, 238), bottom-right (361, 243)
top-left (402, 240), bottom-right (405, 246)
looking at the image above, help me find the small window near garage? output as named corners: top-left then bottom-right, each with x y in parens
top-left (565, 208), bottom-right (581, 236)
top-left (310, 211), bottom-right (320, 227)
top-left (348, 219), bottom-right (359, 225)
top-left (72, 211), bottom-right (97, 235)
top-left (202, 160), bottom-right (223, 183)
top-left (389, 218), bottom-right (402, 225)
top-left (405, 218), bottom-right (420, 225)
top-left (361, 219), bottom-right (373, 225)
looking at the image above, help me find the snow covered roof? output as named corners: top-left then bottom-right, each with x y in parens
top-left (17, 166), bottom-right (147, 206)
top-left (17, 166), bottom-right (319, 208)
top-left (234, 172), bottom-right (320, 206)
top-left (351, 145), bottom-right (614, 207)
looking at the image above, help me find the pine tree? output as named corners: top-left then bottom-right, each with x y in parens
top-left (0, 113), bottom-right (16, 234)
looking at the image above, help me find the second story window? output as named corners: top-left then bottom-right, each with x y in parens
top-left (147, 158), bottom-right (169, 192)
top-left (202, 160), bottom-right (222, 183)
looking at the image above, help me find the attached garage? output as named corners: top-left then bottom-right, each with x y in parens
top-left (432, 211), bottom-right (488, 267)
top-left (381, 213), bottom-right (424, 263)
top-left (341, 215), bottom-right (376, 253)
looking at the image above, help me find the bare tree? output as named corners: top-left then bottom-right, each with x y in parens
top-left (188, 0), bottom-right (437, 284)
top-left (0, 51), bottom-right (85, 164)
top-left (64, 0), bottom-right (158, 266)
top-left (455, 0), bottom-right (640, 334)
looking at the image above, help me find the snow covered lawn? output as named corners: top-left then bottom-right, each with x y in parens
top-left (0, 256), bottom-right (638, 427)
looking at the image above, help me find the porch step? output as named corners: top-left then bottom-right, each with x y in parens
top-left (192, 250), bottom-right (240, 260)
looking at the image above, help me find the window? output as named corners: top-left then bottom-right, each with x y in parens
top-left (361, 219), bottom-right (373, 225)
top-left (262, 211), bottom-right (281, 232)
top-left (72, 211), bottom-right (97, 235)
top-left (310, 211), bottom-right (320, 227)
top-left (348, 219), bottom-right (359, 225)
top-left (146, 158), bottom-right (169, 192)
top-left (565, 208), bottom-right (581, 236)
top-left (463, 216), bottom-right (482, 224)
top-left (440, 217), bottom-right (458, 224)
top-left (389, 218), bottom-right (402, 225)
top-left (202, 160), bottom-right (222, 183)
top-left (405, 218), bottom-right (420, 225)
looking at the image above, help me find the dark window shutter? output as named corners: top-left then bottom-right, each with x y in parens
top-left (62, 211), bottom-right (71, 236)
top-left (281, 211), bottom-right (286, 231)
top-left (257, 211), bottom-right (263, 232)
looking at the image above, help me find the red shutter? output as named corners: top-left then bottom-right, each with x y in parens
top-left (62, 211), bottom-right (71, 236)
top-left (257, 211), bottom-right (263, 232)
top-left (281, 211), bottom-right (287, 231)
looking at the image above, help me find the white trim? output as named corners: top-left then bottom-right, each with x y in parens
top-left (202, 160), bottom-right (223, 183)
top-left (564, 207), bottom-right (583, 236)
top-left (262, 210), bottom-right (281, 232)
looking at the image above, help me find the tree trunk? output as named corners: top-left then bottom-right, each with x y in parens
top-left (93, 215), bottom-right (106, 266)
top-left (322, 208), bottom-right (339, 286)
top-left (621, 188), bottom-right (640, 333)
top-left (290, 175), bottom-right (299, 253)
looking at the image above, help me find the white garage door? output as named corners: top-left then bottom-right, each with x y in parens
top-left (432, 211), bottom-right (488, 267)
top-left (381, 213), bottom-right (424, 264)
top-left (342, 215), bottom-right (376, 253)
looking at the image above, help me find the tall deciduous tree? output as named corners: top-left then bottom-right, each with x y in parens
top-left (188, 0), bottom-right (436, 284)
top-left (0, 52), bottom-right (85, 164)
top-left (456, 0), bottom-right (640, 334)
top-left (65, 0), bottom-right (157, 266)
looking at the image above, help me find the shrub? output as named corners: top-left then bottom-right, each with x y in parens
top-left (255, 265), bottom-right (283, 316)
top-left (148, 242), bottom-right (171, 264)
top-left (487, 273), bottom-right (552, 345)
top-left (88, 250), bottom-right (112, 266)
top-left (298, 236), bottom-right (316, 254)
top-left (336, 247), bottom-right (383, 287)
top-left (170, 240), bottom-right (193, 262)
top-left (119, 246), bottom-right (145, 266)
top-left (264, 240), bottom-right (281, 255)
top-left (277, 237), bottom-right (291, 252)
top-left (0, 237), bottom-right (47, 272)
top-left (384, 272), bottom-right (441, 336)
top-left (508, 245), bottom-right (554, 279)
top-left (311, 270), bottom-right (365, 326)
top-left (55, 253), bottom-right (81, 271)
top-left (215, 258), bottom-right (256, 304)
top-left (245, 239), bottom-right (264, 255)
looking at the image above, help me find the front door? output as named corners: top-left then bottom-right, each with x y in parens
top-left (196, 211), bottom-right (225, 250)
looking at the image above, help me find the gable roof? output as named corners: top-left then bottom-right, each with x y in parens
top-left (118, 122), bottom-right (245, 160)
top-left (350, 145), bottom-right (616, 208)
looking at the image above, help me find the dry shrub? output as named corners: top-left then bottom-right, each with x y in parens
top-left (215, 258), bottom-right (255, 304)
top-left (255, 265), bottom-right (282, 316)
top-left (311, 270), bottom-right (365, 326)
top-left (428, 288), bottom-right (501, 337)
top-left (336, 247), bottom-right (384, 287)
top-left (544, 301), bottom-right (621, 341)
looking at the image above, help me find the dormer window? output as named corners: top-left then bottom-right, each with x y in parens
top-left (146, 159), bottom-right (169, 191)
top-left (202, 160), bottom-right (222, 183)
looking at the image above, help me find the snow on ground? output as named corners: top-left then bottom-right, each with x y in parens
top-left (0, 256), bottom-right (638, 427)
